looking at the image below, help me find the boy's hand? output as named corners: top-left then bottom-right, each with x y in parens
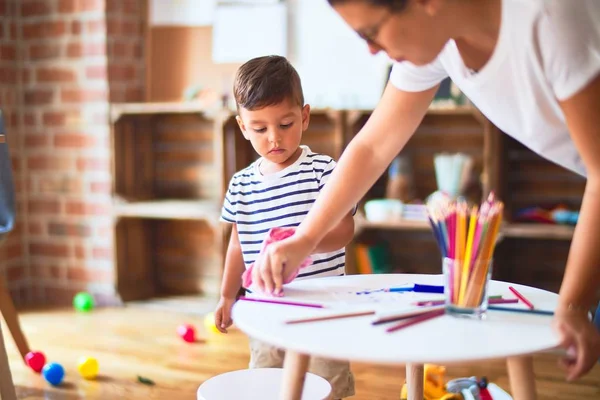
top-left (252, 233), bottom-right (315, 295)
top-left (214, 296), bottom-right (236, 333)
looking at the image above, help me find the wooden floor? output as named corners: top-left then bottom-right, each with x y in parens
top-left (4, 306), bottom-right (600, 399)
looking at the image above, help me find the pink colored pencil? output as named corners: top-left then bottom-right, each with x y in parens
top-left (238, 296), bottom-right (324, 309)
top-left (509, 286), bottom-right (535, 309)
top-left (386, 309), bottom-right (445, 333)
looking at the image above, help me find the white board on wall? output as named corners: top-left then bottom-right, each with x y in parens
top-left (212, 3), bottom-right (287, 63)
top-left (291, 0), bottom-right (391, 110)
top-left (150, 0), bottom-right (217, 27)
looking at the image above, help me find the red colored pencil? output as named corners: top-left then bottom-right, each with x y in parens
top-left (509, 286), bottom-right (534, 310)
top-left (238, 296), bottom-right (324, 309)
top-left (386, 309), bottom-right (445, 333)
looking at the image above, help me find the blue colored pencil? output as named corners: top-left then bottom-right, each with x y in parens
top-left (488, 306), bottom-right (554, 316)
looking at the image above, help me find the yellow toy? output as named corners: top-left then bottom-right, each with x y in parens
top-left (400, 365), bottom-right (462, 400)
top-left (204, 312), bottom-right (221, 334)
top-left (77, 356), bottom-right (99, 380)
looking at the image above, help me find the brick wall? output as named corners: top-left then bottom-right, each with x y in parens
top-left (106, 0), bottom-right (145, 102)
top-left (0, 0), bottom-right (28, 304)
top-left (0, 0), bottom-right (146, 307)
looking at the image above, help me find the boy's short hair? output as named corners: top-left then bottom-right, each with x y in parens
top-left (233, 55), bottom-right (304, 111)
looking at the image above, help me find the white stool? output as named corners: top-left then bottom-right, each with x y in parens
top-left (197, 368), bottom-right (332, 400)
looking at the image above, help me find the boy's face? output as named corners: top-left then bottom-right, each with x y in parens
top-left (236, 98), bottom-right (310, 169)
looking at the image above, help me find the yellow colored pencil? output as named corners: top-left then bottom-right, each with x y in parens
top-left (458, 205), bottom-right (478, 305)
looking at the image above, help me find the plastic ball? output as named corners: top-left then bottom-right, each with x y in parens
top-left (176, 324), bottom-right (196, 343)
top-left (42, 362), bottom-right (65, 386)
top-left (203, 312), bottom-right (220, 334)
top-left (77, 356), bottom-right (99, 379)
top-left (25, 351), bottom-right (46, 373)
top-left (73, 292), bottom-right (94, 312)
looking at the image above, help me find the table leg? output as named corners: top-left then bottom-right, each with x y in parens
top-left (406, 363), bottom-right (424, 400)
top-left (507, 356), bottom-right (537, 400)
top-left (280, 351), bottom-right (310, 400)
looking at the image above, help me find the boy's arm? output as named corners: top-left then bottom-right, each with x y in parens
top-left (312, 210), bottom-right (354, 254)
top-left (220, 223), bottom-right (246, 299)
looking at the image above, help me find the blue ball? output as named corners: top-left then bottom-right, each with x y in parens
top-left (42, 362), bottom-right (65, 386)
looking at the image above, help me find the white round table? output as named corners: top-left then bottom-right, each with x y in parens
top-left (232, 274), bottom-right (561, 400)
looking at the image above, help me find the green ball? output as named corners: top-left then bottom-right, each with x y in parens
top-left (73, 292), bottom-right (94, 312)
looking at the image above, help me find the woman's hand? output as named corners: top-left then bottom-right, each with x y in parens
top-left (553, 307), bottom-right (600, 381)
top-left (251, 232), bottom-right (315, 296)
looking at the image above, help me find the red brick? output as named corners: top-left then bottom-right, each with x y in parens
top-left (59, 0), bottom-right (102, 13)
top-left (111, 41), bottom-right (130, 58)
top-left (108, 64), bottom-right (135, 81)
top-left (7, 265), bottom-right (24, 282)
top-left (28, 199), bottom-right (61, 214)
top-left (71, 21), bottom-right (82, 34)
top-left (37, 67), bottom-right (77, 83)
top-left (28, 43), bottom-right (61, 60)
top-left (61, 88), bottom-right (107, 103)
top-left (92, 247), bottom-right (112, 260)
top-left (49, 222), bottom-right (92, 237)
top-left (90, 180), bottom-right (111, 194)
top-left (0, 243), bottom-right (23, 262)
top-left (38, 176), bottom-right (83, 194)
top-left (74, 245), bottom-right (86, 259)
top-left (85, 65), bottom-right (106, 80)
top-left (23, 113), bottom-right (37, 126)
top-left (65, 201), bottom-right (110, 216)
top-left (21, 0), bottom-right (52, 17)
top-left (0, 44), bottom-right (16, 61)
top-left (67, 267), bottom-right (112, 282)
top-left (28, 221), bottom-right (45, 235)
top-left (125, 86), bottom-right (143, 102)
top-left (44, 287), bottom-right (81, 306)
top-left (42, 111), bottom-right (66, 126)
top-left (21, 69), bottom-right (31, 84)
top-left (24, 133), bottom-right (49, 148)
top-left (30, 242), bottom-right (70, 258)
top-left (66, 41), bottom-right (106, 57)
top-left (123, 0), bottom-right (140, 15)
top-left (54, 133), bottom-right (97, 148)
top-left (0, 66), bottom-right (17, 84)
top-left (24, 88), bottom-right (54, 105)
top-left (34, 264), bottom-right (64, 280)
top-left (27, 155), bottom-right (73, 171)
top-left (22, 21), bottom-right (67, 40)
top-left (76, 157), bottom-right (109, 171)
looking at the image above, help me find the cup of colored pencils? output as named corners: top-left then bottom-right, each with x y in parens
top-left (427, 193), bottom-right (504, 319)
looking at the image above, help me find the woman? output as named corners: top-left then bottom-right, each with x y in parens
top-left (252, 0), bottom-right (600, 381)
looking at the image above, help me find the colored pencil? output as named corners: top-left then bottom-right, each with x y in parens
top-left (372, 306), bottom-right (444, 325)
top-left (509, 286), bottom-right (535, 310)
top-left (386, 309), bottom-right (445, 333)
top-left (488, 306), bottom-right (553, 316)
top-left (285, 310), bottom-right (376, 324)
top-left (238, 296), bottom-right (324, 309)
top-left (414, 298), bottom-right (517, 307)
top-left (458, 205), bottom-right (478, 304)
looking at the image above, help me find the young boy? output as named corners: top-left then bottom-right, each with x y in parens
top-left (214, 55), bottom-right (356, 399)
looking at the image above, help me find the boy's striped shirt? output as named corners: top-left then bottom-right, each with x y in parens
top-left (221, 145), bottom-right (351, 280)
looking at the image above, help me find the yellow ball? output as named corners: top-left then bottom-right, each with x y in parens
top-left (77, 356), bottom-right (99, 380)
top-left (204, 312), bottom-right (220, 334)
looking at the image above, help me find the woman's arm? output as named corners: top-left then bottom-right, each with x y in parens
top-left (253, 82), bottom-right (439, 294)
top-left (296, 82), bottom-right (439, 249)
top-left (555, 72), bottom-right (600, 380)
top-left (312, 211), bottom-right (355, 254)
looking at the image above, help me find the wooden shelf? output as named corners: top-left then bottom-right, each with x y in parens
top-left (501, 223), bottom-right (574, 241)
top-left (355, 213), bottom-right (574, 240)
top-left (110, 101), bottom-right (231, 123)
top-left (112, 200), bottom-right (221, 225)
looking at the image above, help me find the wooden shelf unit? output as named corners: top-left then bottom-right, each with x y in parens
top-left (109, 102), bottom-right (584, 300)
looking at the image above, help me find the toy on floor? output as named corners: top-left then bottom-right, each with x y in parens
top-left (177, 324), bottom-right (196, 343)
top-left (204, 312), bottom-right (220, 334)
top-left (25, 351), bottom-right (46, 373)
top-left (137, 375), bottom-right (155, 385)
top-left (400, 365), bottom-right (462, 399)
top-left (73, 292), bottom-right (94, 312)
top-left (77, 356), bottom-right (99, 379)
top-left (42, 362), bottom-right (65, 386)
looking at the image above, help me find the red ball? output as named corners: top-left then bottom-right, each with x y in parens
top-left (177, 324), bottom-right (196, 343)
top-left (25, 351), bottom-right (46, 373)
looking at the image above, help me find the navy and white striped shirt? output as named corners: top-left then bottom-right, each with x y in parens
top-left (221, 145), bottom-right (347, 280)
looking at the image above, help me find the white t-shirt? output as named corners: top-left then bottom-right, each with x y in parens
top-left (221, 145), bottom-right (350, 280)
top-left (389, 0), bottom-right (600, 177)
